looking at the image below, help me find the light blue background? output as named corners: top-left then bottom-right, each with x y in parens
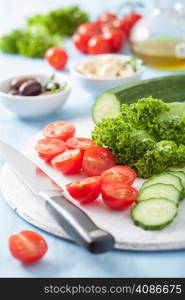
top-left (0, 0), bottom-right (185, 278)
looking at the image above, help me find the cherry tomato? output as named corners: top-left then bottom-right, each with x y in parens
top-left (45, 47), bottom-right (68, 70)
top-left (98, 12), bottom-right (118, 23)
top-left (51, 149), bottom-right (83, 175)
top-left (87, 34), bottom-right (110, 54)
top-left (43, 121), bottom-right (75, 141)
top-left (35, 138), bottom-right (66, 162)
top-left (66, 176), bottom-right (101, 204)
top-left (9, 231), bottom-right (48, 264)
top-left (101, 166), bottom-right (137, 185)
top-left (78, 22), bottom-right (101, 36)
top-left (73, 33), bottom-right (91, 53)
top-left (101, 182), bottom-right (138, 210)
top-left (82, 145), bottom-right (116, 176)
top-left (121, 12), bottom-right (141, 36)
top-left (104, 29), bottom-right (126, 52)
top-left (66, 137), bottom-right (93, 151)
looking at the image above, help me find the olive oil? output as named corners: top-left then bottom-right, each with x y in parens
top-left (130, 37), bottom-right (185, 70)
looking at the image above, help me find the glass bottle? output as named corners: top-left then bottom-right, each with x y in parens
top-left (130, 0), bottom-right (185, 70)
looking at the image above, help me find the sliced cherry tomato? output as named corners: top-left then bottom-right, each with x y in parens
top-left (101, 182), bottom-right (138, 210)
top-left (51, 149), bottom-right (83, 175)
top-left (101, 166), bottom-right (137, 185)
top-left (82, 145), bottom-right (116, 176)
top-left (35, 138), bottom-right (66, 162)
top-left (121, 12), bottom-right (141, 36)
top-left (43, 121), bottom-right (75, 141)
top-left (9, 231), bottom-right (48, 264)
top-left (45, 47), bottom-right (68, 70)
top-left (104, 29), bottom-right (126, 52)
top-left (78, 22), bottom-right (101, 35)
top-left (87, 34), bottom-right (111, 55)
top-left (73, 33), bottom-right (91, 53)
top-left (66, 137), bottom-right (93, 151)
top-left (66, 176), bottom-right (101, 204)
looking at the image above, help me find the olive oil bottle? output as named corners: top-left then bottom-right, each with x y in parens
top-left (130, 0), bottom-right (185, 71)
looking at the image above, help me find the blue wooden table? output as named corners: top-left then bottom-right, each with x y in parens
top-left (0, 0), bottom-right (185, 278)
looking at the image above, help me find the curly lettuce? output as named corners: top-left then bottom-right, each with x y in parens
top-left (92, 97), bottom-right (185, 178)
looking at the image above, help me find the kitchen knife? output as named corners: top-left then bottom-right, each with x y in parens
top-left (0, 141), bottom-right (115, 254)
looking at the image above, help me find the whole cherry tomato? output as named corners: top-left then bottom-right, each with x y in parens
top-left (87, 34), bottom-right (111, 55)
top-left (104, 28), bottom-right (126, 52)
top-left (45, 47), bottom-right (68, 70)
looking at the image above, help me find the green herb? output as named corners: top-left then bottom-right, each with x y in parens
top-left (92, 97), bottom-right (185, 178)
top-left (123, 56), bottom-right (145, 72)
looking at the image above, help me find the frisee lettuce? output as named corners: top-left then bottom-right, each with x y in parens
top-left (92, 97), bottom-right (185, 178)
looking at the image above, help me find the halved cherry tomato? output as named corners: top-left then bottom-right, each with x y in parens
top-left (121, 12), bottom-right (141, 36)
top-left (98, 13), bottom-right (118, 24)
top-left (43, 121), bottom-right (75, 141)
top-left (66, 137), bottom-right (93, 151)
top-left (35, 138), bottom-right (66, 162)
top-left (82, 145), bottom-right (116, 176)
top-left (101, 182), bottom-right (138, 210)
top-left (45, 47), bottom-right (68, 70)
top-left (101, 166), bottom-right (137, 185)
top-left (87, 34), bottom-right (110, 55)
top-left (104, 29), bottom-right (126, 52)
top-left (66, 176), bottom-right (101, 204)
top-left (9, 231), bottom-right (48, 264)
top-left (51, 149), bottom-right (83, 175)
top-left (73, 33), bottom-right (91, 53)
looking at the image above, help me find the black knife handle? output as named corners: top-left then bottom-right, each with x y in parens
top-left (39, 191), bottom-right (115, 254)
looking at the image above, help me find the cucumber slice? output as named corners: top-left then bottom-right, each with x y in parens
top-left (167, 171), bottom-right (185, 188)
top-left (167, 167), bottom-right (185, 174)
top-left (131, 198), bottom-right (178, 230)
top-left (140, 172), bottom-right (183, 193)
top-left (138, 183), bottom-right (180, 205)
top-left (92, 93), bottom-right (121, 123)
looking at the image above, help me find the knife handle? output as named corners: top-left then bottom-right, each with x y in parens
top-left (39, 191), bottom-right (115, 254)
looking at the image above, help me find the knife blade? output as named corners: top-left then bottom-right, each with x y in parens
top-left (0, 141), bottom-right (115, 253)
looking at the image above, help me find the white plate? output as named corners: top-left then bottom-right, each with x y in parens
top-left (1, 116), bottom-right (185, 251)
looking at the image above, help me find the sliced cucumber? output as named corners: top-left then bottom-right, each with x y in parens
top-left (138, 183), bottom-right (180, 205)
top-left (167, 167), bottom-right (185, 174)
top-left (140, 172), bottom-right (183, 193)
top-left (167, 171), bottom-right (185, 188)
top-left (131, 198), bottom-right (178, 230)
top-left (92, 93), bottom-right (121, 123)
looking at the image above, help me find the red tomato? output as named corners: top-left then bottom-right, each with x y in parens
top-left (101, 166), bottom-right (137, 185)
top-left (43, 121), bottom-right (75, 141)
top-left (78, 22), bottom-right (101, 36)
top-left (35, 138), bottom-right (66, 162)
top-left (87, 34), bottom-right (111, 54)
top-left (9, 231), bottom-right (48, 264)
top-left (101, 182), bottom-right (138, 210)
top-left (82, 145), bottom-right (116, 176)
top-left (45, 47), bottom-right (68, 70)
top-left (98, 12), bottom-right (118, 23)
top-left (73, 33), bottom-right (91, 53)
top-left (51, 149), bottom-right (83, 175)
top-left (121, 12), bottom-right (141, 36)
top-left (104, 29), bottom-right (126, 52)
top-left (66, 176), bottom-right (101, 204)
top-left (66, 137), bottom-right (93, 151)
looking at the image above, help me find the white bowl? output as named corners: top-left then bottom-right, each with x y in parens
top-left (70, 54), bottom-right (144, 94)
top-left (0, 73), bottom-right (72, 120)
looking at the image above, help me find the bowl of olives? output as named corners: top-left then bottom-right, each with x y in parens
top-left (0, 74), bottom-right (71, 120)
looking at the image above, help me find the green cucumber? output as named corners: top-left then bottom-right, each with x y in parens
top-left (131, 198), bottom-right (178, 230)
top-left (140, 172), bottom-right (183, 194)
top-left (92, 75), bottom-right (185, 123)
top-left (137, 183), bottom-right (180, 205)
top-left (167, 171), bottom-right (185, 188)
top-left (167, 167), bottom-right (185, 174)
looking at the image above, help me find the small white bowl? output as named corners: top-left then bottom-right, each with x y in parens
top-left (70, 54), bottom-right (144, 94)
top-left (0, 73), bottom-right (72, 120)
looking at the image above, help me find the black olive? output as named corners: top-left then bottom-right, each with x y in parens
top-left (19, 80), bottom-right (42, 96)
top-left (45, 82), bottom-right (60, 92)
top-left (11, 77), bottom-right (31, 90)
top-left (8, 89), bottom-right (19, 95)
